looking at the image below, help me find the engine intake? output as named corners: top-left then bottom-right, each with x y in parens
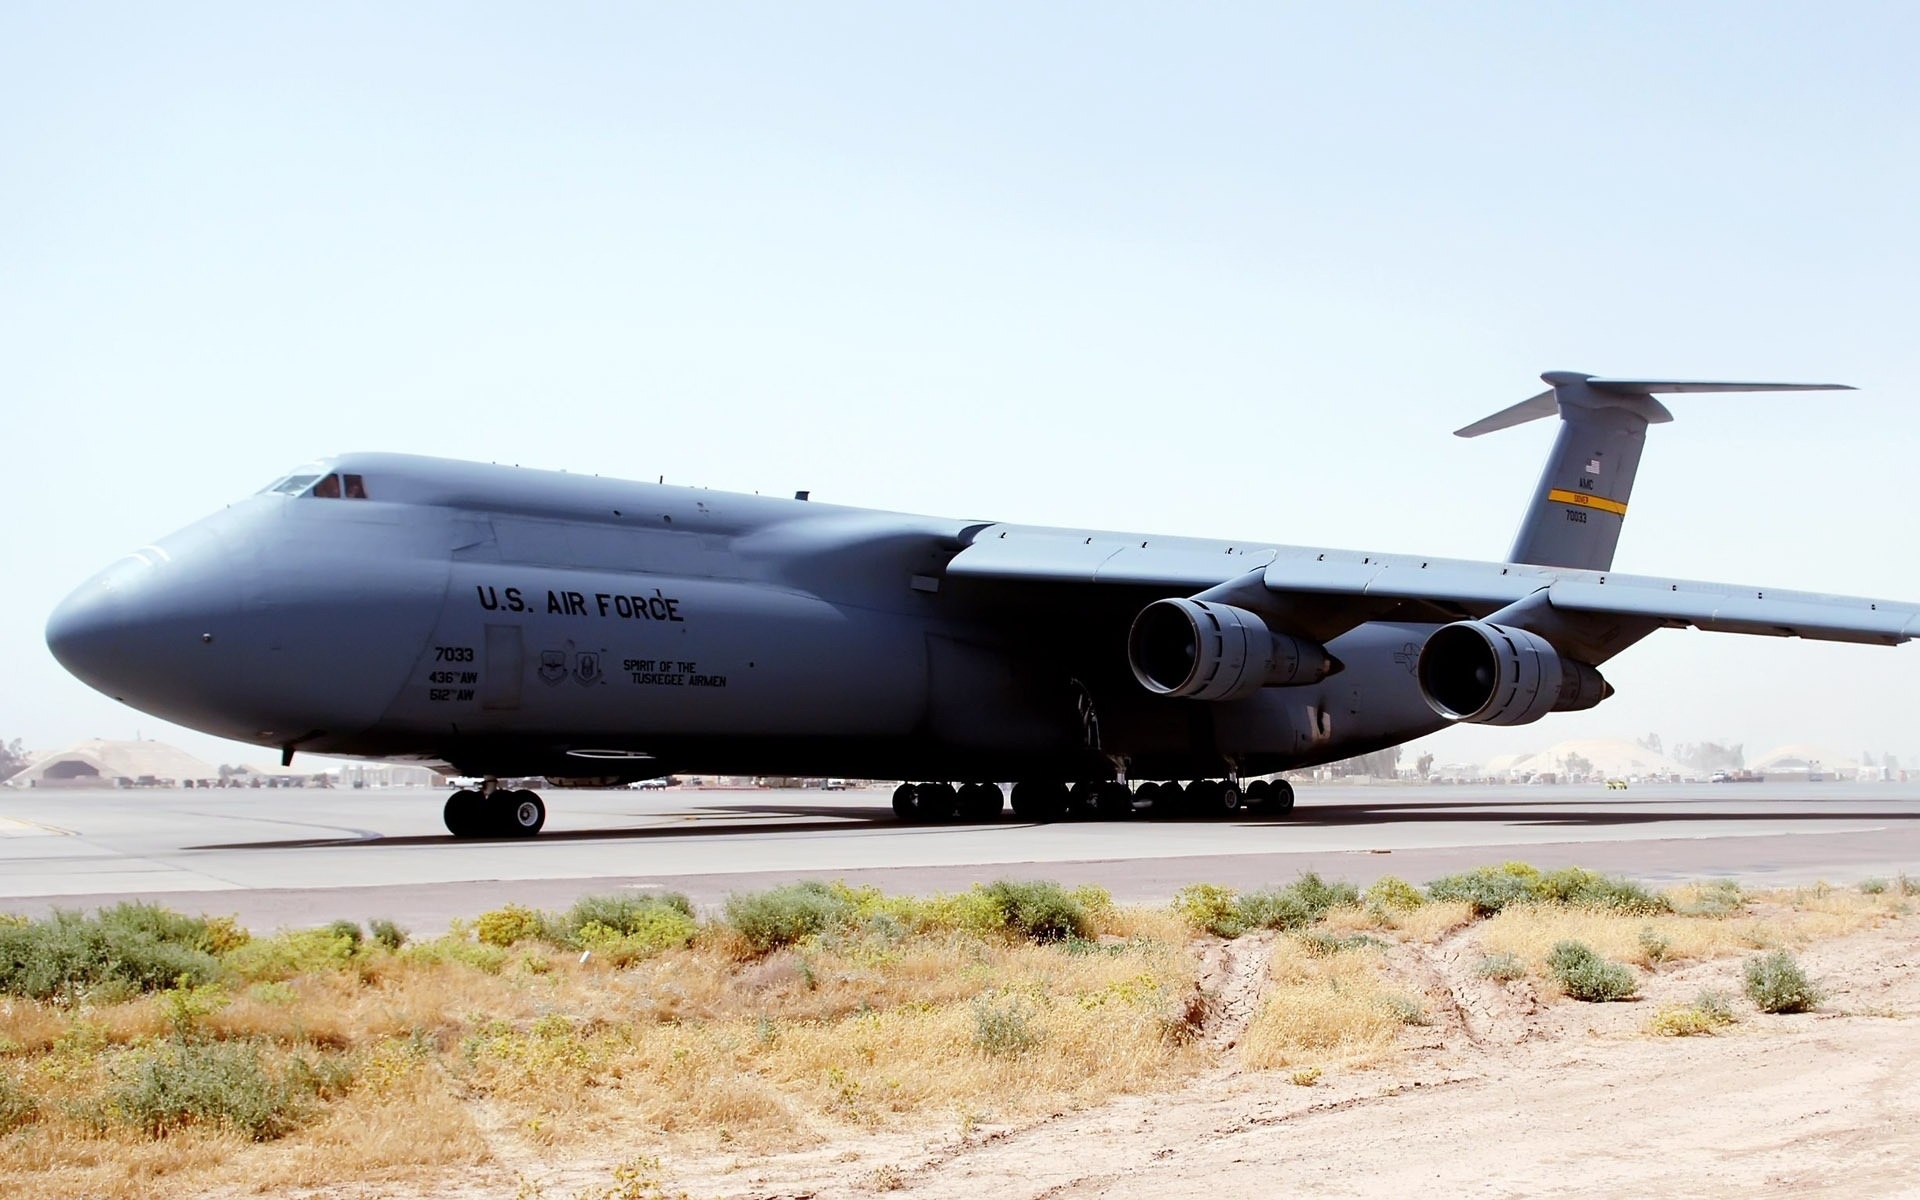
top-left (1416, 620), bottom-right (1611, 725)
top-left (1128, 598), bottom-right (1336, 702)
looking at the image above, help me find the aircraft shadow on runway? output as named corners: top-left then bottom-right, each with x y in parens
top-left (184, 797), bottom-right (1920, 851)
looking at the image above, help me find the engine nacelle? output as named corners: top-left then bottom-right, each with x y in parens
top-left (1128, 598), bottom-right (1336, 702)
top-left (1416, 620), bottom-right (1611, 726)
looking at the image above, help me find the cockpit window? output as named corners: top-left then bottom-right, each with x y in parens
top-left (260, 469), bottom-right (371, 499)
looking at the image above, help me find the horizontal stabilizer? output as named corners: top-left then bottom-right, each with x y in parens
top-left (1455, 373), bottom-right (1854, 438)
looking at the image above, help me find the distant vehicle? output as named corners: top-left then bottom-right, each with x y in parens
top-left (823, 779), bottom-right (848, 791)
top-left (1710, 771), bottom-right (1731, 783)
top-left (44, 372), bottom-right (1917, 838)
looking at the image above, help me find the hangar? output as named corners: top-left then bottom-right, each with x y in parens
top-left (8, 739), bottom-right (219, 788)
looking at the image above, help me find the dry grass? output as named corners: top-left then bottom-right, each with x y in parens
top-left (2, 869), bottom-right (1912, 1199)
top-left (0, 901), bottom-right (1205, 1199)
top-left (1477, 886), bottom-right (1910, 979)
top-left (1239, 936), bottom-right (1412, 1071)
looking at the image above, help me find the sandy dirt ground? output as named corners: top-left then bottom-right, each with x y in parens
top-left (231, 911), bottom-right (1920, 1200)
top-left (525, 916), bottom-right (1919, 1200)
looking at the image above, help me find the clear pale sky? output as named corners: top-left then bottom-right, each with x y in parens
top-left (3, 3), bottom-right (1915, 771)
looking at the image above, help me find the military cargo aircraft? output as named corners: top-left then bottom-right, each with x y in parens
top-left (46, 372), bottom-right (1919, 837)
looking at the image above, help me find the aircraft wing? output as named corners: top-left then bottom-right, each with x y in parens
top-left (944, 526), bottom-right (1920, 648)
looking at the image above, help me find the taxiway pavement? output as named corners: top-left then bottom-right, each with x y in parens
top-left (3, 782), bottom-right (1918, 930)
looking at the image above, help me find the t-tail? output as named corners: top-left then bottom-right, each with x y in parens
top-left (1455, 372), bottom-right (1853, 573)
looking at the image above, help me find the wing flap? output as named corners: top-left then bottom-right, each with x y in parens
top-left (1548, 580), bottom-right (1917, 645)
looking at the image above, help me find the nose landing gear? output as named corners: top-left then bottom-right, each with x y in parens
top-left (444, 781), bottom-right (547, 838)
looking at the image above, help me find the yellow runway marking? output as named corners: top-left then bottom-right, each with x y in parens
top-left (0, 816), bottom-right (72, 837)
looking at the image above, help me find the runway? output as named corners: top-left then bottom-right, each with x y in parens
top-left (3, 782), bottom-right (1918, 931)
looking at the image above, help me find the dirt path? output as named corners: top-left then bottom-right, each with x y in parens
top-left (641, 916), bottom-right (1920, 1200)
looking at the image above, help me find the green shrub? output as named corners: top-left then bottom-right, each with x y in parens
top-left (1427, 864), bottom-right (1668, 916)
top-left (222, 928), bottom-right (359, 982)
top-left (325, 920), bottom-right (365, 952)
top-left (1897, 873), bottom-right (1920, 898)
top-left (0, 1070), bottom-right (36, 1135)
top-left (474, 904), bottom-right (548, 948)
top-left (1673, 879), bottom-right (1745, 917)
top-left (1378, 993), bottom-right (1432, 1026)
top-left (1859, 877), bottom-right (1890, 896)
top-left (1648, 990), bottom-right (1738, 1036)
top-left (981, 880), bottom-right (1089, 943)
top-left (562, 892), bottom-right (694, 938)
top-left (0, 908), bottom-right (222, 1000)
top-left (103, 1040), bottom-right (307, 1141)
top-left (1476, 952), bottom-right (1527, 982)
top-left (1536, 868), bottom-right (1670, 915)
top-left (573, 908), bottom-right (697, 965)
top-left (1545, 940), bottom-right (1637, 1002)
top-left (1296, 931), bottom-right (1387, 957)
top-left (1172, 883), bottom-right (1244, 937)
top-left (1637, 926), bottom-right (1672, 964)
top-left (1237, 872), bottom-right (1361, 932)
top-left (367, 918), bottom-right (408, 951)
top-left (971, 993), bottom-right (1041, 1056)
top-left (286, 1051), bottom-right (357, 1101)
top-left (1744, 951), bottom-right (1821, 1013)
top-left (399, 937), bottom-right (509, 974)
top-left (1695, 989), bottom-right (1736, 1024)
top-left (1364, 875), bottom-right (1426, 912)
top-left (724, 882), bottom-right (855, 953)
top-left (1426, 864), bottom-right (1540, 916)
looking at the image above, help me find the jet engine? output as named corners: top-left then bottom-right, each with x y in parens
top-left (1416, 620), bottom-right (1611, 726)
top-left (1128, 598), bottom-right (1337, 702)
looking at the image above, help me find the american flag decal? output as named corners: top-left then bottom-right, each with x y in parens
top-left (1586, 458), bottom-right (1602, 473)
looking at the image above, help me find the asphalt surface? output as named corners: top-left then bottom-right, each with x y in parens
top-left (3, 781), bottom-right (1919, 931)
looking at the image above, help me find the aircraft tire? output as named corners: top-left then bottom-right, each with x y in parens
top-left (1219, 782), bottom-right (1243, 814)
top-left (1010, 781), bottom-right (1064, 822)
top-left (501, 790), bottom-right (546, 837)
top-left (961, 783), bottom-right (1005, 822)
top-left (1187, 779), bottom-right (1219, 813)
top-left (1244, 780), bottom-right (1273, 809)
top-left (1065, 782), bottom-right (1095, 821)
top-left (1270, 779), bottom-right (1296, 815)
top-left (892, 783), bottom-right (920, 822)
top-left (1093, 782), bottom-right (1134, 821)
top-left (917, 782), bottom-right (958, 822)
top-left (443, 789), bottom-right (484, 838)
top-left (1155, 781), bottom-right (1187, 818)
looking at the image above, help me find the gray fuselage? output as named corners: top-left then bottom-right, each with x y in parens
top-left (47, 453), bottom-right (1449, 783)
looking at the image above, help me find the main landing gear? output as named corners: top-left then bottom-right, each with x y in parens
top-left (444, 782), bottom-right (547, 838)
top-left (889, 778), bottom-right (1296, 824)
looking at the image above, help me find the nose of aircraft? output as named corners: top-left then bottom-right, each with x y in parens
top-left (46, 527), bottom-right (242, 722)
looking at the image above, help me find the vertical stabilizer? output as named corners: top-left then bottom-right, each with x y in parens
top-left (1455, 372), bottom-right (1852, 572)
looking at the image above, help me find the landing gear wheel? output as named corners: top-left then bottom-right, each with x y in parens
top-left (500, 789), bottom-right (546, 837)
top-left (1010, 781), bottom-right (1065, 823)
top-left (1219, 781), bottom-right (1243, 814)
top-left (1135, 781), bottom-right (1164, 811)
top-left (1244, 780), bottom-right (1273, 809)
top-left (1065, 782), bottom-right (1096, 821)
top-left (958, 783), bottom-right (1004, 822)
top-left (916, 782), bottom-right (958, 822)
top-left (1092, 782), bottom-right (1135, 821)
top-left (1270, 779), bottom-right (1297, 815)
top-left (1158, 781), bottom-right (1188, 817)
top-left (892, 783), bottom-right (921, 822)
top-left (443, 789), bottom-right (484, 838)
